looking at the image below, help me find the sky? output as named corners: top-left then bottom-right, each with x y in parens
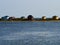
top-left (0, 0), bottom-right (60, 18)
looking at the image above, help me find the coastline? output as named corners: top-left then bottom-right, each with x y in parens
top-left (0, 20), bottom-right (60, 22)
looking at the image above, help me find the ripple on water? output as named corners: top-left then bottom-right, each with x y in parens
top-left (0, 31), bottom-right (60, 45)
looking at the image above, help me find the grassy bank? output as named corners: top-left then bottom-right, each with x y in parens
top-left (0, 20), bottom-right (60, 22)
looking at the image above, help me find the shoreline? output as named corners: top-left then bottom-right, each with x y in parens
top-left (0, 20), bottom-right (60, 22)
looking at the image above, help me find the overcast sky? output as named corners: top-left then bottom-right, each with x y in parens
top-left (0, 0), bottom-right (60, 18)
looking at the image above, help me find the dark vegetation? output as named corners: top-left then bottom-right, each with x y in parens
top-left (0, 15), bottom-right (60, 21)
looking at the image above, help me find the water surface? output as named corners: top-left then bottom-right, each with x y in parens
top-left (0, 22), bottom-right (60, 45)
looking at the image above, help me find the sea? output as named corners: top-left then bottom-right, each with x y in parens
top-left (0, 21), bottom-right (60, 45)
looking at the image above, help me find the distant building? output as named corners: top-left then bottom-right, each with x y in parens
top-left (42, 16), bottom-right (46, 20)
top-left (52, 16), bottom-right (59, 20)
top-left (27, 15), bottom-right (34, 20)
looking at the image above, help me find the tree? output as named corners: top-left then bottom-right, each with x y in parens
top-left (20, 16), bottom-right (25, 19)
top-left (52, 15), bottom-right (59, 20)
top-left (27, 15), bottom-right (34, 20)
top-left (1, 16), bottom-right (9, 20)
top-left (8, 17), bottom-right (15, 20)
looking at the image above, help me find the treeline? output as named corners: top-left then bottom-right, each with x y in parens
top-left (0, 15), bottom-right (60, 21)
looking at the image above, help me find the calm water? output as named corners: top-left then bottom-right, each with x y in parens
top-left (0, 22), bottom-right (60, 45)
